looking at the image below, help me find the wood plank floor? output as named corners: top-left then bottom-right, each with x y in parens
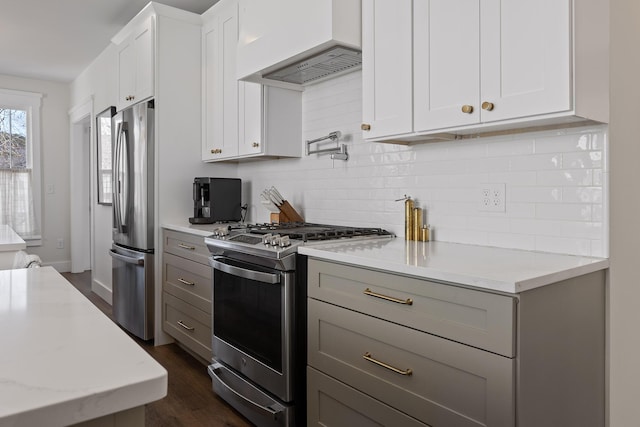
top-left (61, 271), bottom-right (253, 427)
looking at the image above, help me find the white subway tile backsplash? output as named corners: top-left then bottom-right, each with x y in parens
top-left (562, 187), bottom-right (603, 203)
top-left (536, 203), bottom-right (593, 221)
top-left (563, 151), bottom-right (603, 169)
top-left (534, 235), bottom-right (593, 256)
top-left (238, 71), bottom-right (608, 257)
top-left (536, 169), bottom-right (593, 186)
top-left (534, 130), bottom-right (594, 153)
top-left (510, 153), bottom-right (562, 171)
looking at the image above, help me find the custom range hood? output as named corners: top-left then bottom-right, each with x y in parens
top-left (237, 0), bottom-right (361, 89)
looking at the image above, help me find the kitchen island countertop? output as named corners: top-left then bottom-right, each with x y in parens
top-left (299, 238), bottom-right (609, 293)
top-left (0, 267), bottom-right (167, 426)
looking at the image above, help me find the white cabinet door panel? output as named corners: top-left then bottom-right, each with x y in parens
top-left (362, 0), bottom-right (413, 138)
top-left (480, 0), bottom-right (571, 122)
top-left (414, 0), bottom-right (480, 131)
top-left (238, 82), bottom-right (263, 156)
top-left (202, 1), bottom-right (240, 160)
top-left (133, 18), bottom-right (154, 105)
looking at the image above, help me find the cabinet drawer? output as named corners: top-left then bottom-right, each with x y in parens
top-left (163, 292), bottom-right (212, 361)
top-left (308, 299), bottom-right (514, 427)
top-left (163, 252), bottom-right (212, 313)
top-left (308, 259), bottom-right (515, 357)
top-left (307, 367), bottom-right (429, 427)
top-left (163, 230), bottom-right (211, 265)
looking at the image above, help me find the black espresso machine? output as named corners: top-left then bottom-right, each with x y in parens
top-left (189, 177), bottom-right (242, 224)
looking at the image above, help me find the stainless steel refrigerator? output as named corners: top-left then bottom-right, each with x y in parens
top-left (108, 100), bottom-right (155, 340)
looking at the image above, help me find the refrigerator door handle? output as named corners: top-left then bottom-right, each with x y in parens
top-left (109, 249), bottom-right (144, 266)
top-left (114, 121), bottom-right (129, 233)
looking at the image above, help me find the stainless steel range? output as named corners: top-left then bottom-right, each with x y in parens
top-left (205, 223), bottom-right (393, 427)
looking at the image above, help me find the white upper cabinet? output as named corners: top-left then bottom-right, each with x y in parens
top-left (361, 0), bottom-right (413, 139)
top-left (202, 0), bottom-right (302, 162)
top-left (477, 0), bottom-right (571, 123)
top-left (413, 0), bottom-right (480, 130)
top-left (363, 0), bottom-right (609, 142)
top-left (116, 16), bottom-right (155, 111)
top-left (202, 0), bottom-right (239, 161)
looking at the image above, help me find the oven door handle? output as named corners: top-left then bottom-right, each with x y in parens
top-left (210, 258), bottom-right (281, 284)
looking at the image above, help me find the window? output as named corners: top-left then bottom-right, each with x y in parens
top-left (96, 106), bottom-right (115, 205)
top-left (0, 88), bottom-right (42, 241)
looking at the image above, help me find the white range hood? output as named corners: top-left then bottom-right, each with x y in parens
top-left (237, 0), bottom-right (361, 89)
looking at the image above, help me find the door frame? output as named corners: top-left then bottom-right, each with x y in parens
top-left (69, 97), bottom-right (94, 273)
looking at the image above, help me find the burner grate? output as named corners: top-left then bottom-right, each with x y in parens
top-left (247, 222), bottom-right (393, 242)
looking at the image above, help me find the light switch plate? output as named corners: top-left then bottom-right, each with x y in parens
top-left (478, 183), bottom-right (506, 212)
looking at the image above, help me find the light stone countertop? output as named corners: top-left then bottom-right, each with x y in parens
top-left (161, 222), bottom-right (240, 237)
top-left (0, 267), bottom-right (167, 426)
top-left (299, 237), bottom-right (609, 294)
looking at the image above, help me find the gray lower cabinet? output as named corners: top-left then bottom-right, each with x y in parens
top-left (162, 229), bottom-right (212, 362)
top-left (307, 259), bottom-right (605, 427)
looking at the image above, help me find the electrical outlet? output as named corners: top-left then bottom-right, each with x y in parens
top-left (56, 238), bottom-right (64, 249)
top-left (478, 183), bottom-right (506, 212)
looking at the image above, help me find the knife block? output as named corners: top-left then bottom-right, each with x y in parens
top-left (269, 201), bottom-right (304, 224)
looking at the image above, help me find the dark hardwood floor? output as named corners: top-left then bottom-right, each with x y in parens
top-left (61, 271), bottom-right (253, 427)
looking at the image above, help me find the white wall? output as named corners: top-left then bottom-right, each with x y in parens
top-left (239, 71), bottom-right (608, 258)
top-left (0, 74), bottom-right (71, 270)
top-left (70, 45), bottom-right (118, 300)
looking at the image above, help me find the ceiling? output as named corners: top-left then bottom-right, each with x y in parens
top-left (0, 0), bottom-right (218, 83)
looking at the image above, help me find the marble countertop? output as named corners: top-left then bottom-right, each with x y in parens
top-left (299, 238), bottom-right (609, 293)
top-left (0, 224), bottom-right (26, 251)
top-left (161, 222), bottom-right (237, 237)
top-left (0, 267), bottom-right (167, 426)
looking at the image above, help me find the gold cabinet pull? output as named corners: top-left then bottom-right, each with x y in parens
top-left (361, 123), bottom-right (371, 131)
top-left (178, 278), bottom-right (195, 286)
top-left (461, 104), bottom-right (474, 114)
top-left (252, 142), bottom-right (259, 148)
top-left (178, 243), bottom-right (195, 250)
top-left (210, 148), bottom-right (223, 154)
top-left (363, 352), bottom-right (413, 376)
top-left (363, 288), bottom-right (413, 305)
top-left (177, 320), bottom-right (195, 331)
top-left (481, 101), bottom-right (495, 111)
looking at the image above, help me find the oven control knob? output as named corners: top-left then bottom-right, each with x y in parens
top-left (271, 234), bottom-right (282, 246)
top-left (279, 236), bottom-right (291, 247)
top-left (262, 233), bottom-right (273, 245)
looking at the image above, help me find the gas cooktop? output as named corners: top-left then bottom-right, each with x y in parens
top-left (205, 222), bottom-right (395, 260)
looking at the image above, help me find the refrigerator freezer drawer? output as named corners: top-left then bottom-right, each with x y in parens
top-left (110, 244), bottom-right (154, 340)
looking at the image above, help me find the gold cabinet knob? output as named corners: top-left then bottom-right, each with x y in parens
top-left (252, 142), bottom-right (259, 148)
top-left (361, 123), bottom-right (371, 131)
top-left (482, 101), bottom-right (495, 111)
top-left (461, 105), bottom-right (474, 114)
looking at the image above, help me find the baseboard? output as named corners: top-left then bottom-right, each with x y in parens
top-left (42, 260), bottom-right (72, 272)
top-left (92, 278), bottom-right (112, 305)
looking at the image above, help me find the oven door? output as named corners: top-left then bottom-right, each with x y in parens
top-left (210, 255), bottom-right (295, 402)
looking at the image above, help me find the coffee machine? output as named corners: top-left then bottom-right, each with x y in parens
top-left (189, 177), bottom-right (242, 224)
